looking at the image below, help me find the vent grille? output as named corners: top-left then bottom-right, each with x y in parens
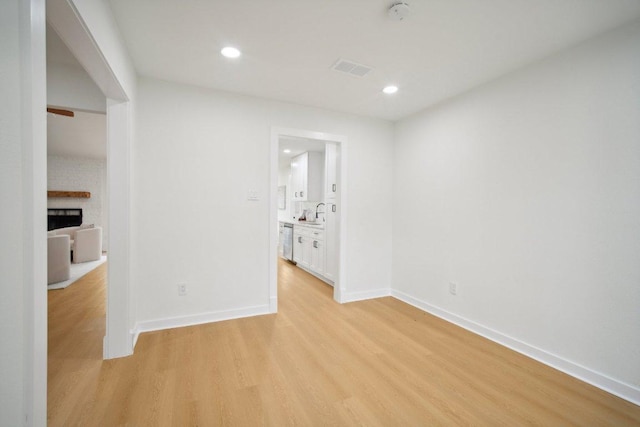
top-left (331, 59), bottom-right (372, 78)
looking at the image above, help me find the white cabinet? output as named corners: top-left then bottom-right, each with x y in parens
top-left (293, 230), bottom-right (303, 264)
top-left (291, 152), bottom-right (323, 202)
top-left (293, 229), bottom-right (309, 268)
top-left (290, 153), bottom-right (305, 201)
top-left (293, 225), bottom-right (328, 282)
top-left (306, 228), bottom-right (325, 276)
top-left (323, 143), bottom-right (339, 282)
top-left (325, 143), bottom-right (338, 200)
top-left (324, 204), bottom-right (338, 282)
top-left (310, 237), bottom-right (325, 275)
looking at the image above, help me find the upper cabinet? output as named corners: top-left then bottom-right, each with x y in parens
top-left (325, 143), bottom-right (337, 200)
top-left (291, 151), bottom-right (323, 202)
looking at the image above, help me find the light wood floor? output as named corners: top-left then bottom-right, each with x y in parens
top-left (48, 260), bottom-right (640, 426)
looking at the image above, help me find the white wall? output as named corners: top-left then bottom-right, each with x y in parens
top-left (132, 77), bottom-right (393, 327)
top-left (48, 155), bottom-right (108, 250)
top-left (1, 0), bottom-right (47, 425)
top-left (393, 21), bottom-right (640, 397)
top-left (47, 61), bottom-right (106, 113)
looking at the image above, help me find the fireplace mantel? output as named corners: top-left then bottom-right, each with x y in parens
top-left (48, 191), bottom-right (91, 198)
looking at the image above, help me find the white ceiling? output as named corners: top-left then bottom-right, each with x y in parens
top-left (47, 111), bottom-right (106, 159)
top-left (279, 136), bottom-right (326, 169)
top-left (108, 0), bottom-right (640, 121)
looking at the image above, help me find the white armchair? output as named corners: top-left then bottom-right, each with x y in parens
top-left (48, 234), bottom-right (71, 284)
top-left (54, 225), bottom-right (103, 263)
top-left (73, 226), bottom-right (103, 263)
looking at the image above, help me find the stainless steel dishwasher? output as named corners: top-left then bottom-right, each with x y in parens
top-left (282, 223), bottom-right (294, 261)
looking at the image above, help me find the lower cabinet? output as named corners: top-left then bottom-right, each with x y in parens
top-left (309, 238), bottom-right (324, 275)
top-left (293, 230), bottom-right (309, 268)
top-left (293, 225), bottom-right (329, 283)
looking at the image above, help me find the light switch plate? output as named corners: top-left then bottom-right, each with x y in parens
top-left (247, 190), bottom-right (260, 201)
top-left (177, 283), bottom-right (187, 296)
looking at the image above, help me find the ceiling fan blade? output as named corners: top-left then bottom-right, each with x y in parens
top-left (47, 108), bottom-right (74, 117)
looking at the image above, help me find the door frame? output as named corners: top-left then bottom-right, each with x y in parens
top-left (19, 1), bottom-right (47, 424)
top-left (269, 127), bottom-right (348, 309)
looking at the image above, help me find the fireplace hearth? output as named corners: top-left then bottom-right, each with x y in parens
top-left (48, 208), bottom-right (83, 231)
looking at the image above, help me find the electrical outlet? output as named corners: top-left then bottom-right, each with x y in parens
top-left (449, 282), bottom-right (457, 296)
top-left (177, 283), bottom-right (187, 296)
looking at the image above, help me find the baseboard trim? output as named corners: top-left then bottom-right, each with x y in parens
top-left (391, 289), bottom-right (640, 406)
top-left (342, 288), bottom-right (391, 303)
top-left (132, 304), bottom-right (271, 349)
top-left (131, 329), bottom-right (140, 349)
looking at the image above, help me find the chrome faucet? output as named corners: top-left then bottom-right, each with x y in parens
top-left (315, 202), bottom-right (326, 220)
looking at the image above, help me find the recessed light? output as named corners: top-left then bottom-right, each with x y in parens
top-left (283, 149), bottom-right (291, 153)
top-left (221, 46), bottom-right (241, 58)
top-left (383, 85), bottom-right (398, 94)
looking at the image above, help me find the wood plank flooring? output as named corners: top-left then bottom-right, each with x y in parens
top-left (48, 259), bottom-right (640, 426)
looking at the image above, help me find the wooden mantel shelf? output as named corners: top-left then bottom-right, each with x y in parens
top-left (47, 191), bottom-right (91, 198)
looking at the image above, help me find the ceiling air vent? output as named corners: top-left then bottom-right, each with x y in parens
top-left (331, 59), bottom-right (373, 78)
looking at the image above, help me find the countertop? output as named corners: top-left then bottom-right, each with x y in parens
top-left (279, 219), bottom-right (325, 230)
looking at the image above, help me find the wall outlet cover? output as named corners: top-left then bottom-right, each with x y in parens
top-left (449, 282), bottom-right (457, 295)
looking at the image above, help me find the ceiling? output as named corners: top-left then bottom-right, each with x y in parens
top-left (279, 136), bottom-right (326, 169)
top-left (108, 0), bottom-right (640, 121)
top-left (47, 110), bottom-right (106, 159)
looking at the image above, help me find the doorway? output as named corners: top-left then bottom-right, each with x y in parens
top-left (47, 0), bottom-right (133, 360)
top-left (269, 127), bottom-right (347, 311)
top-left (46, 21), bottom-right (109, 368)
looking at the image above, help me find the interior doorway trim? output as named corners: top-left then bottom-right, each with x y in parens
top-left (20, 0), bottom-right (47, 424)
top-left (269, 126), bottom-right (348, 310)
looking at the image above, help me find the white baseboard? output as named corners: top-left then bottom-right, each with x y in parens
top-left (391, 289), bottom-right (640, 406)
top-left (342, 288), bottom-right (391, 303)
top-left (131, 304), bottom-right (271, 349)
top-left (131, 329), bottom-right (140, 349)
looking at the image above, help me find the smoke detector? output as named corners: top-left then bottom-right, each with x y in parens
top-left (388, 2), bottom-right (410, 21)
